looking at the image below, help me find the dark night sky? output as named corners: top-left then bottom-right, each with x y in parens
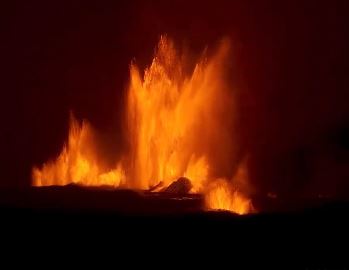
top-left (1, 0), bottom-right (349, 201)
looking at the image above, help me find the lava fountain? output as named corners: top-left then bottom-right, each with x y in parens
top-left (32, 36), bottom-right (253, 215)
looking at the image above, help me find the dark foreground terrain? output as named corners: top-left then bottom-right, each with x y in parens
top-left (0, 185), bottom-right (348, 259)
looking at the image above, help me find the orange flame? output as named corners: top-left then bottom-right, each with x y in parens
top-left (205, 180), bottom-right (251, 215)
top-left (32, 115), bottom-right (125, 187)
top-left (32, 36), bottom-right (253, 214)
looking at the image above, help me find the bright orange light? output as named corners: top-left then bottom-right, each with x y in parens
top-left (32, 36), bottom-right (253, 214)
top-left (205, 179), bottom-right (252, 215)
top-left (32, 115), bottom-right (125, 187)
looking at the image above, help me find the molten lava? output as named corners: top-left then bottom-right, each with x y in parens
top-left (32, 36), bottom-right (252, 214)
top-left (32, 115), bottom-right (126, 187)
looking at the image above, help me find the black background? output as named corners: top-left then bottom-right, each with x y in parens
top-left (1, 0), bottom-right (349, 204)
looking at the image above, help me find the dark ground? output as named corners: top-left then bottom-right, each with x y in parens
top-left (0, 186), bottom-right (348, 264)
top-left (1, 186), bottom-right (348, 236)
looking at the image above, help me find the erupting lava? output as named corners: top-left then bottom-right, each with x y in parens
top-left (32, 36), bottom-right (253, 214)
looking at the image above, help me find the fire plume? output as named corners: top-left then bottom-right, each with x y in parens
top-left (32, 115), bottom-right (125, 187)
top-left (32, 36), bottom-right (253, 214)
